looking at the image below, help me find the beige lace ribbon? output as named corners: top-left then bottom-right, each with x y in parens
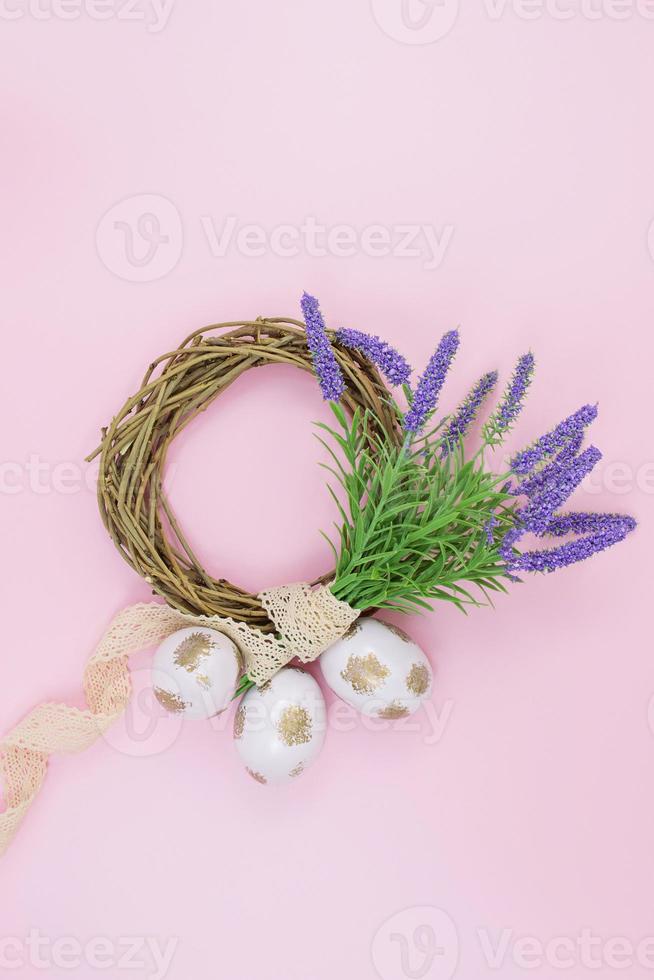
top-left (0, 583), bottom-right (357, 857)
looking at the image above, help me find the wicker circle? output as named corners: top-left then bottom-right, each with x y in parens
top-left (90, 317), bottom-right (401, 630)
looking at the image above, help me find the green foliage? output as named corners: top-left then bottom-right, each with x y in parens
top-left (318, 403), bottom-right (516, 614)
top-left (233, 674), bottom-right (255, 698)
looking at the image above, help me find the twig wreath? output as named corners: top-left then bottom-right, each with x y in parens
top-left (89, 318), bottom-right (401, 628)
top-left (0, 294), bottom-right (637, 851)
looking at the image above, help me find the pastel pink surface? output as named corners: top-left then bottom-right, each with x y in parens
top-left (1, 4), bottom-right (653, 979)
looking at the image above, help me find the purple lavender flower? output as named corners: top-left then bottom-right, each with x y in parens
top-left (300, 293), bottom-right (345, 401)
top-left (335, 328), bottom-right (411, 386)
top-left (403, 329), bottom-right (460, 435)
top-left (441, 370), bottom-right (498, 456)
top-left (496, 369), bottom-right (635, 575)
top-left (484, 513), bottom-right (499, 545)
top-left (505, 512), bottom-right (636, 574)
top-left (519, 445), bottom-right (602, 534)
top-left (511, 404), bottom-right (598, 475)
top-left (499, 526), bottom-right (525, 566)
top-left (483, 352), bottom-right (535, 444)
top-left (515, 431), bottom-right (585, 499)
top-left (546, 512), bottom-right (637, 538)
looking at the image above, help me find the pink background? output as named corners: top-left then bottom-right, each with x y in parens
top-left (1, 2), bottom-right (653, 978)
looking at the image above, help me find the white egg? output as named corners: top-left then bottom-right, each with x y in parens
top-left (233, 668), bottom-right (326, 785)
top-left (320, 617), bottom-right (432, 719)
top-left (152, 627), bottom-right (242, 720)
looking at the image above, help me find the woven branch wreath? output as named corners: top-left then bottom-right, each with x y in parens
top-left (0, 293), bottom-right (637, 852)
top-left (89, 317), bottom-right (401, 628)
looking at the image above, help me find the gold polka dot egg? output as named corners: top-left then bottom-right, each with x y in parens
top-left (319, 617), bottom-right (432, 718)
top-left (233, 668), bottom-right (326, 784)
top-left (152, 627), bottom-right (242, 720)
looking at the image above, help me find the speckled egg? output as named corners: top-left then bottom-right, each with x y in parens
top-left (152, 627), bottom-right (242, 720)
top-left (319, 617), bottom-right (432, 719)
top-left (233, 668), bottom-right (326, 785)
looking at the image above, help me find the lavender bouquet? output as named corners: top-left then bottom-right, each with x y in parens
top-left (300, 292), bottom-right (636, 615)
